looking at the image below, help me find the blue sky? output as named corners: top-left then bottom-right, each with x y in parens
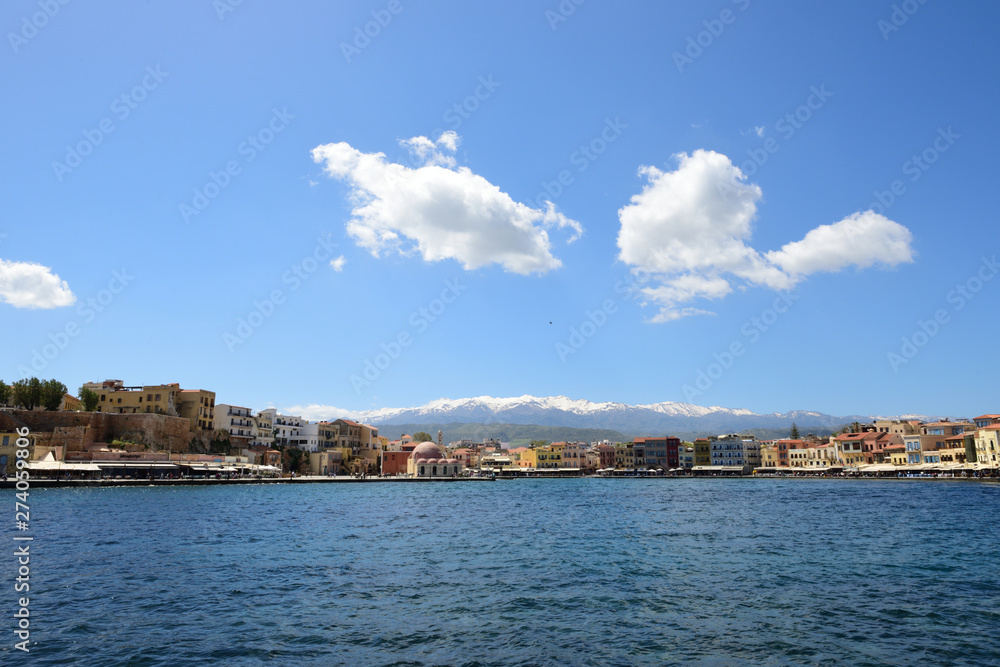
top-left (2, 0), bottom-right (998, 419)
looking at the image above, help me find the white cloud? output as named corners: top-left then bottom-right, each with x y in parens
top-left (330, 255), bottom-right (347, 272)
top-left (755, 126), bottom-right (765, 138)
top-left (617, 150), bottom-right (915, 321)
top-left (765, 211), bottom-right (914, 277)
top-left (311, 133), bottom-right (582, 275)
top-left (0, 259), bottom-right (76, 309)
top-left (283, 404), bottom-right (360, 422)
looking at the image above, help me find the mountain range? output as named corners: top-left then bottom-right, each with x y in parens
top-left (298, 395), bottom-right (941, 438)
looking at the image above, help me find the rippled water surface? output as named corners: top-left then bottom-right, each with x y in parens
top-left (4, 479), bottom-right (999, 665)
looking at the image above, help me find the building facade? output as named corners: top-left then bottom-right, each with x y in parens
top-left (87, 380), bottom-right (215, 432)
top-left (709, 435), bottom-right (760, 468)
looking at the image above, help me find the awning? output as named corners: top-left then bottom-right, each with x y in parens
top-left (91, 462), bottom-right (178, 468)
top-left (691, 465), bottom-right (744, 472)
top-left (28, 461), bottom-right (102, 472)
top-left (859, 464), bottom-right (899, 473)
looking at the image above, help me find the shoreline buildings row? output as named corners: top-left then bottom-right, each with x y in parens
top-left (1, 378), bottom-right (998, 479)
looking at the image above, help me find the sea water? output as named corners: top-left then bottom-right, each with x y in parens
top-left (4, 478), bottom-right (999, 665)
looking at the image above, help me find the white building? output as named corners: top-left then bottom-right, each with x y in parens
top-left (677, 445), bottom-right (695, 470)
top-left (215, 404), bottom-right (255, 445)
top-left (295, 422), bottom-right (320, 452)
top-left (710, 434), bottom-right (761, 468)
top-left (250, 410), bottom-right (274, 448)
top-left (263, 409), bottom-right (306, 448)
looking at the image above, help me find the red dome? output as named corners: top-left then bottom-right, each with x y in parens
top-left (411, 442), bottom-right (443, 461)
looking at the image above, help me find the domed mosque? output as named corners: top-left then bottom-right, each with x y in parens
top-left (407, 441), bottom-right (462, 478)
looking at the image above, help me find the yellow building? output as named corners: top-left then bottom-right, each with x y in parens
top-left (760, 443), bottom-right (779, 467)
top-left (518, 446), bottom-right (562, 469)
top-left (693, 439), bottom-right (711, 466)
top-left (614, 443), bottom-right (634, 469)
top-left (87, 379), bottom-right (215, 432)
top-left (519, 448), bottom-right (538, 468)
top-left (885, 444), bottom-right (907, 466)
top-left (975, 425), bottom-right (1000, 468)
top-left (59, 393), bottom-right (82, 411)
top-left (1, 429), bottom-right (32, 475)
top-left (538, 447), bottom-right (562, 469)
top-left (309, 450), bottom-right (343, 476)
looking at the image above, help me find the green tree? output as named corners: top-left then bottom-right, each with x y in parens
top-left (530, 439), bottom-right (550, 449)
top-left (0, 380), bottom-right (10, 406)
top-left (850, 421), bottom-right (863, 433)
top-left (283, 447), bottom-right (306, 474)
top-left (41, 379), bottom-right (68, 411)
top-left (412, 431), bottom-right (433, 443)
top-left (789, 423), bottom-right (800, 439)
top-left (209, 429), bottom-right (231, 454)
top-left (11, 378), bottom-right (42, 410)
top-left (79, 386), bottom-right (99, 411)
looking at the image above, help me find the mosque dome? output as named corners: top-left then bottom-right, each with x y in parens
top-left (411, 442), bottom-right (443, 461)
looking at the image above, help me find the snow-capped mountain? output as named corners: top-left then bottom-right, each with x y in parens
top-left (294, 395), bottom-right (929, 435)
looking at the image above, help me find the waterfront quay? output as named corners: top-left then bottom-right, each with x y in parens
top-left (0, 474), bottom-right (495, 489)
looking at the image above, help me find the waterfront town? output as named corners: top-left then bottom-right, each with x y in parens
top-left (1, 378), bottom-right (998, 481)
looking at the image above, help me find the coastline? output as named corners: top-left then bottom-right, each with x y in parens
top-left (3, 473), bottom-right (996, 489)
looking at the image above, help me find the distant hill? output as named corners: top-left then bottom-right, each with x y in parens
top-left (334, 395), bottom-right (936, 437)
top-left (379, 421), bottom-right (842, 445)
top-left (377, 422), bottom-right (629, 448)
